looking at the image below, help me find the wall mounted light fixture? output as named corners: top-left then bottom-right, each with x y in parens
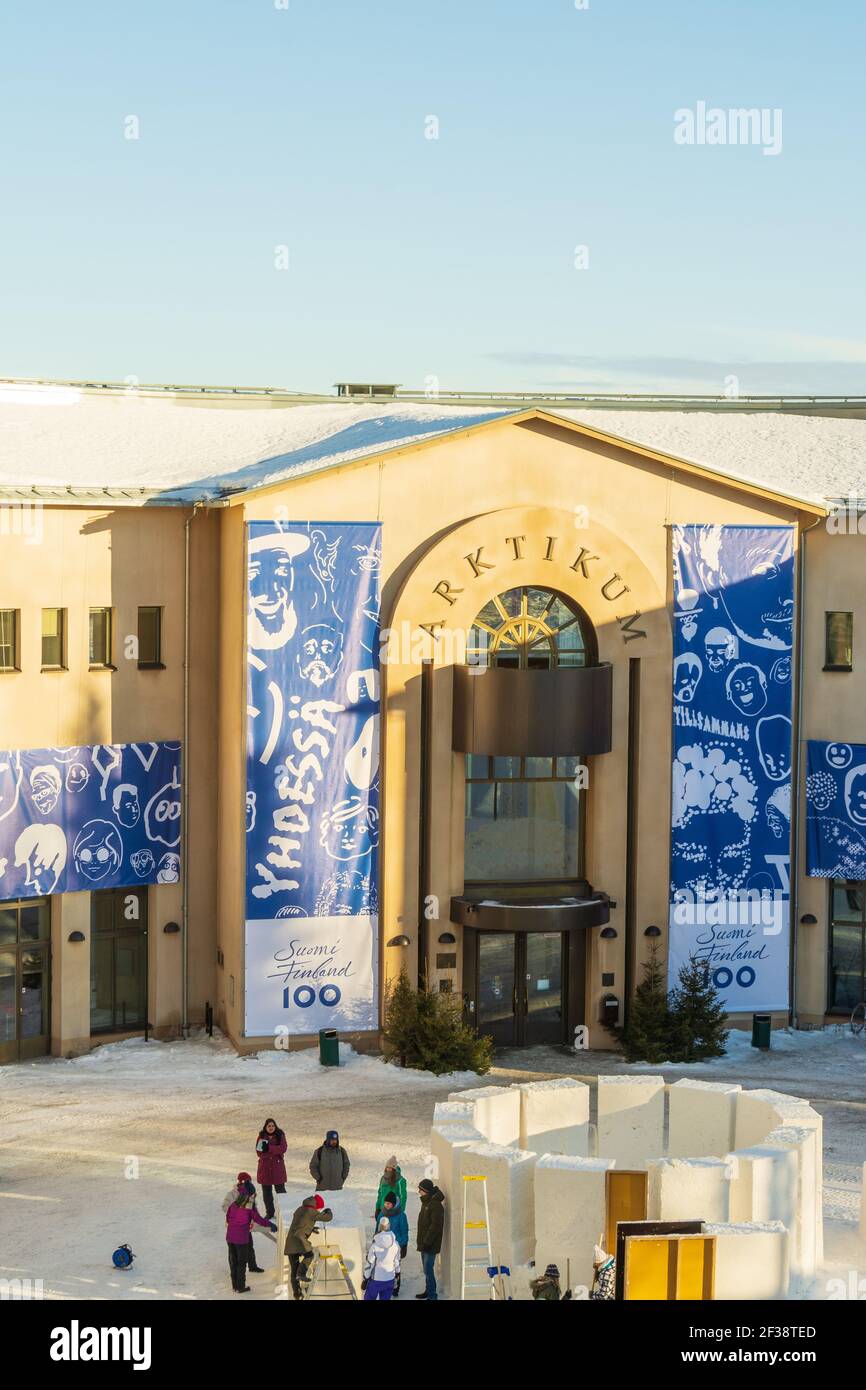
top-left (163, 921), bottom-right (181, 934)
top-left (438, 931), bottom-right (457, 944)
top-left (644, 925), bottom-right (662, 938)
top-left (388, 934), bottom-right (411, 947)
top-left (599, 926), bottom-right (617, 939)
top-left (799, 913), bottom-right (818, 926)
top-left (67, 930), bottom-right (85, 943)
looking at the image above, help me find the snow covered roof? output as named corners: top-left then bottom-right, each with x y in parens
top-left (0, 383), bottom-right (863, 507)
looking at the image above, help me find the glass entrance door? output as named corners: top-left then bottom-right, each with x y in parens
top-left (0, 899), bottom-right (51, 1065)
top-left (477, 932), bottom-right (566, 1047)
top-left (524, 931), bottom-right (564, 1046)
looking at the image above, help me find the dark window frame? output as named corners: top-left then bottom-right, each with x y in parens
top-left (90, 887), bottom-right (148, 1035)
top-left (137, 605), bottom-right (164, 669)
top-left (41, 606), bottom-right (67, 671)
top-left (464, 753), bottom-right (586, 886)
top-left (88, 606), bottom-right (115, 669)
top-left (0, 608), bottom-right (20, 672)
top-left (824, 610), bottom-right (853, 672)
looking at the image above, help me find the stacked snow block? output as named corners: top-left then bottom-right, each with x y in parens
top-left (726, 1144), bottom-right (799, 1228)
top-left (534, 1155), bottom-right (615, 1293)
top-left (703, 1221), bottom-right (789, 1300)
top-left (430, 1100), bottom-right (486, 1297)
top-left (667, 1079), bottom-right (740, 1159)
top-left (734, 1088), bottom-right (824, 1269)
top-left (455, 1142), bottom-right (536, 1297)
top-left (517, 1077), bottom-right (590, 1156)
top-left (860, 1162), bottom-right (866, 1240)
top-left (447, 1085), bottom-right (521, 1146)
top-left (597, 1075), bottom-right (665, 1165)
top-left (762, 1126), bottom-right (820, 1280)
top-left (649, 1157), bottom-right (731, 1224)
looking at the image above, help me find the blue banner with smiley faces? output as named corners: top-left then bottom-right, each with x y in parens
top-left (244, 521), bottom-right (381, 1036)
top-left (806, 740), bottom-right (866, 878)
top-left (668, 525), bottom-right (795, 1011)
top-left (0, 741), bottom-right (181, 899)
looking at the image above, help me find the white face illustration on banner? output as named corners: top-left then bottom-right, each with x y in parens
top-left (0, 750), bottom-right (23, 823)
top-left (320, 797), bottom-right (379, 860)
top-left (692, 526), bottom-right (793, 651)
top-left (704, 626), bottom-right (738, 673)
top-left (309, 529), bottom-right (342, 616)
top-left (245, 791), bottom-right (256, 833)
top-left (73, 819), bottom-right (123, 883)
top-left (14, 823), bottom-right (67, 894)
top-left (131, 847), bottom-right (155, 877)
top-left (725, 662), bottom-right (768, 717)
top-left (770, 655), bottom-right (791, 685)
top-left (30, 764), bottom-right (62, 815)
top-left (65, 762), bottom-right (89, 793)
top-left (297, 624), bottom-right (344, 687)
top-left (765, 784), bottom-right (791, 840)
top-left (806, 770), bottom-right (835, 812)
top-left (826, 742), bottom-right (853, 770)
top-left (673, 653), bottom-right (702, 704)
top-left (247, 532), bottom-right (310, 651)
top-left (756, 716), bottom-right (792, 782)
top-left (112, 782), bottom-right (141, 828)
top-left (144, 768), bottom-right (181, 848)
top-left (844, 765), bottom-right (866, 826)
top-left (157, 852), bottom-right (180, 883)
top-left (352, 542), bottom-right (381, 575)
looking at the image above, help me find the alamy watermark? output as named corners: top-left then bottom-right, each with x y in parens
top-left (674, 101), bottom-right (782, 157)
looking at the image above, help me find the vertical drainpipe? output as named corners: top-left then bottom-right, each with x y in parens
top-left (418, 657), bottom-right (434, 991)
top-left (790, 513), bottom-right (823, 1027)
top-left (181, 506), bottom-right (195, 1038)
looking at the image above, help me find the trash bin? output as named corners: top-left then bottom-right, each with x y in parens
top-left (751, 1014), bottom-right (771, 1050)
top-left (319, 1028), bottom-right (340, 1066)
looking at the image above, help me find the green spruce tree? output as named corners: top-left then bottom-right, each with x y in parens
top-left (382, 970), bottom-right (419, 1068)
top-left (382, 971), bottom-right (493, 1075)
top-left (668, 954), bottom-right (729, 1061)
top-left (614, 941), bottom-right (676, 1063)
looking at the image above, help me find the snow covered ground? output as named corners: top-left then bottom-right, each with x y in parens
top-left (0, 1027), bottom-right (863, 1301)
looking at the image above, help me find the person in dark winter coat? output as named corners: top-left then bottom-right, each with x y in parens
top-left (415, 1179), bottom-right (445, 1301)
top-left (309, 1130), bottom-right (350, 1191)
top-left (222, 1171), bottom-right (266, 1274)
top-left (530, 1264), bottom-right (569, 1300)
top-left (225, 1181), bottom-right (276, 1292)
top-left (256, 1118), bottom-right (288, 1220)
top-left (283, 1193), bottom-right (333, 1300)
top-left (374, 1156), bottom-right (407, 1225)
top-left (379, 1193), bottom-right (409, 1296)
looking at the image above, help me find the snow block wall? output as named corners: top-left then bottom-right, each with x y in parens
top-left (447, 1086), bottom-right (521, 1146)
top-left (668, 1079), bottom-right (740, 1159)
top-left (430, 1120), bottom-right (486, 1296)
top-left (437, 1078), bottom-right (822, 1300)
top-left (517, 1078), bottom-right (590, 1156)
top-left (649, 1157), bottom-right (731, 1225)
top-left (861, 1162), bottom-right (866, 1240)
top-left (456, 1143), bottom-right (536, 1293)
top-left (704, 1222), bottom-right (790, 1300)
top-left (597, 1075), bottom-right (665, 1164)
top-left (534, 1155), bottom-right (615, 1292)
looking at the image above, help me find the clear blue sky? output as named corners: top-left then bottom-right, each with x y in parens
top-left (2, 0), bottom-right (864, 394)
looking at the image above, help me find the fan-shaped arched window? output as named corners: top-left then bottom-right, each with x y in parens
top-left (467, 587), bottom-right (592, 669)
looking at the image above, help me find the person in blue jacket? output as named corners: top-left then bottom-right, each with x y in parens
top-left (380, 1191), bottom-right (409, 1296)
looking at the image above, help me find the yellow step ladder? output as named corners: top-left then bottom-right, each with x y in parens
top-left (460, 1175), bottom-right (512, 1300)
top-left (301, 1242), bottom-right (358, 1301)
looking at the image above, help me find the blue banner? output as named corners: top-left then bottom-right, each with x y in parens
top-left (0, 741), bottom-right (181, 899)
top-left (668, 525), bottom-right (794, 1011)
top-left (806, 740), bottom-right (866, 878)
top-left (245, 521), bottom-right (381, 1035)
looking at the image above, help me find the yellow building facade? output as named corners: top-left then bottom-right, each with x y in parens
top-left (1, 397), bottom-right (862, 1061)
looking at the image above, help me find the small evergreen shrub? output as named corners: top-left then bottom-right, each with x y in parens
top-left (383, 971), bottom-right (493, 1076)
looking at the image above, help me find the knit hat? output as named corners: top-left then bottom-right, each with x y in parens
top-left (384, 1155), bottom-right (398, 1171)
top-left (419, 1179), bottom-right (435, 1195)
top-left (326, 1130), bottom-right (339, 1142)
top-left (314, 1194), bottom-right (326, 1211)
top-left (383, 1191), bottom-right (397, 1206)
top-left (237, 1171), bottom-right (252, 1184)
top-left (544, 1264), bottom-right (560, 1279)
top-left (378, 1217), bottom-right (391, 1232)
top-left (593, 1244), bottom-right (610, 1266)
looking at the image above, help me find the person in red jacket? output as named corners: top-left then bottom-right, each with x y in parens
top-left (256, 1118), bottom-right (288, 1220)
top-left (225, 1181), bottom-right (275, 1293)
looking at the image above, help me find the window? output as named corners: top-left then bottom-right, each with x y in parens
top-left (828, 880), bottom-right (866, 1012)
top-left (90, 888), bottom-right (148, 1033)
top-left (825, 611), bottom-right (853, 671)
top-left (0, 609), bottom-right (19, 671)
top-left (466, 587), bottom-right (592, 669)
top-left (137, 606), bottom-right (163, 667)
top-left (89, 607), bottom-right (113, 667)
top-left (41, 608), bottom-right (66, 668)
top-left (464, 754), bottom-right (584, 882)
